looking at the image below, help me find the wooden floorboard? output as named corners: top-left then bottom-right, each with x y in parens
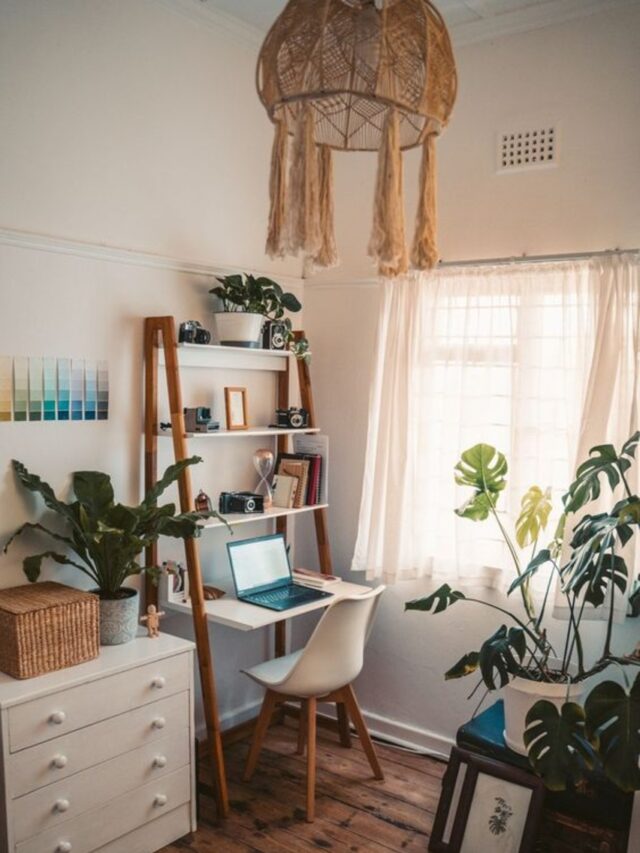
top-left (160, 719), bottom-right (445, 853)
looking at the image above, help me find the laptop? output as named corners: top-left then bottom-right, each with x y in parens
top-left (227, 533), bottom-right (334, 612)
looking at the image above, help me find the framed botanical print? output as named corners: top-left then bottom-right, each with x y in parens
top-left (430, 748), bottom-right (544, 853)
top-left (224, 386), bottom-right (248, 430)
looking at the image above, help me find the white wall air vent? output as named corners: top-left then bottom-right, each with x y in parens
top-left (497, 125), bottom-right (558, 173)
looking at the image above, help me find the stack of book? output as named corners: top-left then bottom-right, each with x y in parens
top-left (292, 568), bottom-right (341, 589)
top-left (272, 450), bottom-right (322, 508)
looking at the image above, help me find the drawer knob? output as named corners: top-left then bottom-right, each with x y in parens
top-left (54, 799), bottom-right (70, 813)
top-left (151, 676), bottom-right (166, 689)
top-left (153, 755), bottom-right (168, 768)
top-left (154, 794), bottom-right (168, 808)
top-left (49, 711), bottom-right (66, 725)
top-left (56, 843), bottom-right (72, 853)
top-left (151, 717), bottom-right (166, 730)
top-left (52, 754), bottom-right (68, 769)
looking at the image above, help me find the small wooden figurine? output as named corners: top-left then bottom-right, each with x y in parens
top-left (140, 604), bottom-right (165, 638)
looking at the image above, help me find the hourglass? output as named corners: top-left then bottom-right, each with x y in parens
top-left (253, 448), bottom-right (275, 509)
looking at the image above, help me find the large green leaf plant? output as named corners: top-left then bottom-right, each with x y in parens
top-left (4, 457), bottom-right (225, 597)
top-left (406, 434), bottom-right (640, 792)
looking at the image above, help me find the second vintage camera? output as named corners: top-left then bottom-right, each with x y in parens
top-left (219, 491), bottom-right (264, 514)
top-left (184, 407), bottom-right (220, 433)
top-left (275, 407), bottom-right (309, 429)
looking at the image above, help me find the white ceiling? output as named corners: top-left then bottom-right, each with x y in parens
top-left (196, 0), bottom-right (639, 45)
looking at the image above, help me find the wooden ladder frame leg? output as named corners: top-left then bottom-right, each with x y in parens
top-left (306, 697), bottom-right (317, 822)
top-left (144, 317), bottom-right (230, 818)
top-left (244, 689), bottom-right (279, 782)
top-left (293, 331), bottom-right (333, 577)
top-left (342, 684), bottom-right (384, 780)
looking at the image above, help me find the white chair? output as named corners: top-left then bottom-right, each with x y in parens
top-left (242, 586), bottom-right (386, 822)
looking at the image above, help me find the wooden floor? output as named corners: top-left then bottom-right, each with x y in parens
top-left (161, 718), bottom-right (446, 852)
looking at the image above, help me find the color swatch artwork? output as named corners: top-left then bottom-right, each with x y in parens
top-left (13, 358), bottom-right (28, 422)
top-left (0, 356), bottom-right (108, 423)
top-left (0, 357), bottom-right (11, 422)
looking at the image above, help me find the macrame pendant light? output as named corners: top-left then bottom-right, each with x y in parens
top-left (257, 0), bottom-right (457, 277)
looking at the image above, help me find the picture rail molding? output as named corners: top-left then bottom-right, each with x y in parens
top-left (0, 227), bottom-right (304, 288)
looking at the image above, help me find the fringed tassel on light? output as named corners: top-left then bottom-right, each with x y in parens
top-left (265, 118), bottom-right (289, 259)
top-left (411, 133), bottom-right (438, 269)
top-left (313, 144), bottom-right (338, 268)
top-left (368, 108), bottom-right (408, 278)
top-left (287, 104), bottom-right (321, 258)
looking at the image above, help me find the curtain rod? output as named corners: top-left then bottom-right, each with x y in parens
top-left (437, 247), bottom-right (639, 270)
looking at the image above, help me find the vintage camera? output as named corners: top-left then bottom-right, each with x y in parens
top-left (263, 320), bottom-right (288, 351)
top-left (275, 407), bottom-right (309, 429)
top-left (218, 491), bottom-right (264, 514)
top-left (184, 406), bottom-right (219, 434)
top-left (179, 320), bottom-right (212, 345)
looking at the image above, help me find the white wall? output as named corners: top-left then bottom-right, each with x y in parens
top-left (297, 5), bottom-right (640, 752)
top-left (0, 0), bottom-right (304, 731)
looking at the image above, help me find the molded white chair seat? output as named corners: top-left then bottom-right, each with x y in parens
top-left (242, 586), bottom-right (386, 822)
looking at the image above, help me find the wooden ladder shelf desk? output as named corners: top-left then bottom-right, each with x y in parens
top-left (143, 316), bottom-right (333, 818)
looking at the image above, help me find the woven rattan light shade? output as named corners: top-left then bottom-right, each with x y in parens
top-left (257, 0), bottom-right (457, 152)
top-left (257, 0), bottom-right (457, 276)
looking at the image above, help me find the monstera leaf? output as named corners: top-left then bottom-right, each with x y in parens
top-left (515, 486), bottom-right (553, 548)
top-left (563, 433), bottom-right (639, 514)
top-left (566, 552), bottom-right (628, 608)
top-left (478, 625), bottom-right (526, 690)
top-left (524, 700), bottom-right (597, 791)
top-left (508, 549), bottom-right (552, 597)
top-left (405, 583), bottom-right (465, 614)
top-left (454, 444), bottom-right (507, 519)
top-left (445, 651), bottom-right (480, 680)
top-left (585, 673), bottom-right (640, 792)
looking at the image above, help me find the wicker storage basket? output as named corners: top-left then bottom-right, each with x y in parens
top-left (0, 582), bottom-right (99, 679)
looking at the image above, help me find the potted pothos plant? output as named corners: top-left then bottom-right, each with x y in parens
top-left (4, 457), bottom-right (224, 645)
top-left (209, 273), bottom-right (309, 359)
top-left (406, 433), bottom-right (640, 793)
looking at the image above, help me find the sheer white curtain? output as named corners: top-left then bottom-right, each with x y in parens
top-left (352, 254), bottom-right (640, 587)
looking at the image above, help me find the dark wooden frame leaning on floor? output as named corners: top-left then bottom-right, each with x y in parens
top-left (430, 747), bottom-right (544, 853)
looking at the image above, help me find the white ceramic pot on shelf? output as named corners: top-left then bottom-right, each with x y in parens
top-left (213, 312), bottom-right (264, 348)
top-left (503, 665), bottom-right (584, 755)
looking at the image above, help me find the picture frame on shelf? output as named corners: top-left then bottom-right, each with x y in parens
top-left (224, 386), bottom-right (248, 430)
top-left (429, 748), bottom-right (544, 853)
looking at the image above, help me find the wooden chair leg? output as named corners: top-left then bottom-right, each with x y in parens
top-left (343, 684), bottom-right (384, 781)
top-left (297, 700), bottom-right (308, 755)
top-left (336, 702), bottom-right (352, 748)
top-left (243, 689), bottom-right (279, 782)
top-left (306, 697), bottom-right (317, 822)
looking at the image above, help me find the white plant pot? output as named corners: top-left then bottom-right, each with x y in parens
top-left (213, 312), bottom-right (264, 348)
top-left (503, 673), bottom-right (583, 755)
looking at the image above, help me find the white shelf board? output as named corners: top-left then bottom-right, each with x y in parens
top-left (158, 426), bottom-right (320, 439)
top-left (161, 580), bottom-right (370, 632)
top-left (203, 503), bottom-right (328, 530)
top-left (158, 343), bottom-right (290, 372)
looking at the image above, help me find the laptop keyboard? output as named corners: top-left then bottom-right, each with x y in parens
top-left (249, 587), bottom-right (310, 604)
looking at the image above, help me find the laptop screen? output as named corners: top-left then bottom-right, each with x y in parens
top-left (227, 534), bottom-right (292, 596)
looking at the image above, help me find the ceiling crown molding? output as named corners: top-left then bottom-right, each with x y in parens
top-left (453, 0), bottom-right (640, 47)
top-left (155, 0), bottom-right (263, 47)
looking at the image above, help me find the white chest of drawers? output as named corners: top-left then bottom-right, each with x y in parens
top-left (0, 633), bottom-right (196, 853)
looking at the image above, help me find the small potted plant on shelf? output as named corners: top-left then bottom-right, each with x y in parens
top-left (4, 457), bottom-right (224, 645)
top-left (210, 273), bottom-right (309, 358)
top-left (406, 434), bottom-right (640, 793)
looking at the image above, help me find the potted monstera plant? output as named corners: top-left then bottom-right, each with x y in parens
top-left (406, 433), bottom-right (640, 793)
top-left (210, 273), bottom-right (306, 353)
top-left (4, 457), bottom-right (223, 645)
